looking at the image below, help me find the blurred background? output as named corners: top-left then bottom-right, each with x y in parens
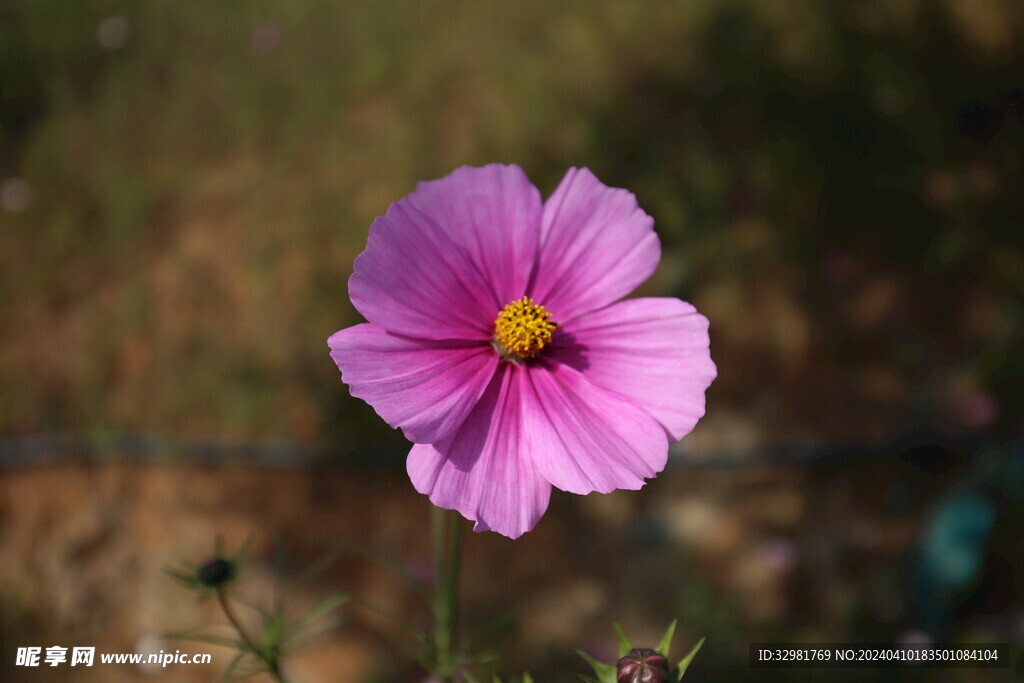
top-left (1, 0), bottom-right (1022, 681)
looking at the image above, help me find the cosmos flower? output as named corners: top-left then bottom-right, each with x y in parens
top-left (329, 165), bottom-right (715, 538)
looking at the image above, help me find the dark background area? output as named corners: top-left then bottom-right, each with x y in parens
top-left (0, 1), bottom-right (1021, 681)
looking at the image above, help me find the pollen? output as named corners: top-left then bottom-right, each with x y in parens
top-left (494, 297), bottom-right (558, 360)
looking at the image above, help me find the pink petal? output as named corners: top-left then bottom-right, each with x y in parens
top-left (328, 324), bottom-right (498, 444)
top-left (521, 361), bottom-right (669, 495)
top-left (350, 164), bottom-right (542, 340)
top-left (547, 298), bottom-right (717, 441)
top-left (530, 168), bottom-right (660, 322)
top-left (407, 364), bottom-right (552, 539)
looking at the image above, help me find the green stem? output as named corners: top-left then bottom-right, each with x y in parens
top-left (216, 587), bottom-right (287, 683)
top-left (447, 513), bottom-right (463, 653)
top-left (430, 506), bottom-right (464, 681)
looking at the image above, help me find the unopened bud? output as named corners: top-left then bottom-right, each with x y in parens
top-left (197, 557), bottom-right (235, 587)
top-left (617, 647), bottom-right (670, 683)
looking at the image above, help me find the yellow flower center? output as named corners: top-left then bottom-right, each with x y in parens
top-left (493, 297), bottom-right (558, 360)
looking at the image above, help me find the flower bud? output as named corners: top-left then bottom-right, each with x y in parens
top-left (197, 557), bottom-right (235, 587)
top-left (617, 648), bottom-right (670, 683)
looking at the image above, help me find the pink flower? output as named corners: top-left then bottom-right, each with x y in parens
top-left (328, 165), bottom-right (715, 538)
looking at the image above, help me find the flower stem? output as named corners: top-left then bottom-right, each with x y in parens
top-left (216, 586), bottom-right (287, 683)
top-left (430, 506), bottom-right (464, 681)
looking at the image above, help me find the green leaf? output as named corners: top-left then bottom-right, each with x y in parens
top-left (242, 596), bottom-right (274, 622)
top-left (656, 619), bottom-right (678, 658)
top-left (463, 609), bottom-right (517, 651)
top-left (228, 537), bottom-right (253, 565)
top-left (286, 618), bottom-right (341, 654)
top-left (672, 636), bottom-right (705, 681)
top-left (165, 566), bottom-right (216, 596)
top-left (521, 673), bottom-right (533, 683)
top-left (261, 611), bottom-right (286, 650)
top-left (577, 649), bottom-right (617, 683)
top-left (165, 630), bottom-right (245, 649)
top-left (349, 594), bottom-right (427, 646)
top-left (166, 568), bottom-right (197, 584)
top-left (613, 622), bottom-right (633, 658)
top-left (281, 593), bottom-right (348, 641)
top-left (312, 541), bottom-right (431, 604)
top-left (222, 651), bottom-right (247, 682)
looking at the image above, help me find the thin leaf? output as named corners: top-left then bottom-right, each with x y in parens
top-left (285, 616), bottom-right (341, 653)
top-left (614, 622), bottom-right (633, 658)
top-left (295, 545), bottom-right (348, 586)
top-left (577, 649), bottom-right (617, 683)
top-left (260, 612), bottom-right (286, 652)
top-left (459, 649), bottom-right (499, 668)
top-left (281, 593), bottom-right (348, 641)
top-left (273, 534), bottom-right (288, 615)
top-left (335, 593), bottom-right (427, 668)
top-left (165, 631), bottom-right (246, 650)
top-left (229, 537), bottom-right (254, 565)
top-left (462, 609), bottom-right (516, 651)
top-left (672, 636), bottom-right (705, 681)
top-left (656, 620), bottom-right (678, 658)
top-left (301, 593), bottom-right (349, 625)
top-left (314, 540), bottom-right (431, 604)
top-left (350, 595), bottom-right (427, 645)
top-left (222, 651), bottom-right (247, 682)
top-left (166, 568), bottom-right (197, 583)
top-left (240, 596), bottom-right (274, 622)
